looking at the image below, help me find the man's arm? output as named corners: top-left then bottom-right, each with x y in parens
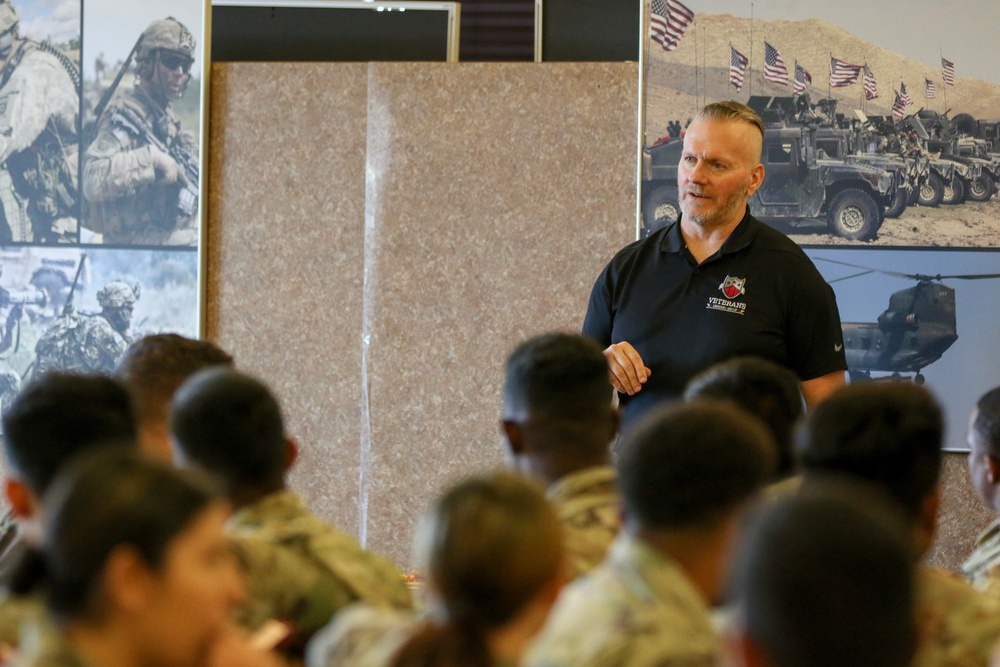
top-left (801, 371), bottom-right (845, 410)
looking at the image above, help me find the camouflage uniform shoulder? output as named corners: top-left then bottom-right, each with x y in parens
top-left (913, 566), bottom-right (1000, 667)
top-left (962, 520), bottom-right (1000, 598)
top-left (306, 604), bottom-right (415, 667)
top-left (77, 315), bottom-right (130, 373)
top-left (526, 536), bottom-right (719, 667)
top-left (229, 491), bottom-right (412, 611)
top-left (230, 534), bottom-right (354, 636)
top-left (546, 466), bottom-right (620, 580)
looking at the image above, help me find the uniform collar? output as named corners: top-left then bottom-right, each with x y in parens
top-left (659, 207), bottom-right (760, 256)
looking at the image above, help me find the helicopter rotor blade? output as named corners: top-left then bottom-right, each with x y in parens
top-left (814, 257), bottom-right (1000, 282)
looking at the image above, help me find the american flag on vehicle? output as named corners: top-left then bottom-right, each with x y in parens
top-left (941, 57), bottom-right (955, 85)
top-left (730, 46), bottom-right (749, 91)
top-left (829, 57), bottom-right (862, 88)
top-left (650, 0), bottom-right (694, 52)
top-left (763, 42), bottom-right (788, 85)
top-left (794, 62), bottom-right (812, 96)
top-left (863, 64), bottom-right (878, 100)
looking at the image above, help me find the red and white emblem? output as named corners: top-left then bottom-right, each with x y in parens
top-left (719, 275), bottom-right (746, 299)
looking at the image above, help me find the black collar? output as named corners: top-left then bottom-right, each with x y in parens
top-left (659, 207), bottom-right (760, 256)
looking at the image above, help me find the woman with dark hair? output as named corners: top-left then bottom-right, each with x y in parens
top-left (12, 450), bottom-right (252, 667)
top-left (308, 472), bottom-right (565, 667)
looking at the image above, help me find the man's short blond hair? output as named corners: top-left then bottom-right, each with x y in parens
top-left (695, 101), bottom-right (765, 138)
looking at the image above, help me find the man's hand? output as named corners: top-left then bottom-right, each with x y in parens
top-left (603, 342), bottom-right (652, 396)
top-left (150, 145), bottom-right (188, 186)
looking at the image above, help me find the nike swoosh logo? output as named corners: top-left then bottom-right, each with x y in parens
top-left (835, 343), bottom-right (843, 352)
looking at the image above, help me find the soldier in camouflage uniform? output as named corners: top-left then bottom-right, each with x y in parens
top-left (963, 386), bottom-right (1000, 598)
top-left (0, 1), bottom-right (80, 243)
top-left (799, 383), bottom-right (1000, 667)
top-left (502, 333), bottom-right (620, 579)
top-left (83, 17), bottom-right (198, 246)
top-left (34, 281), bottom-right (138, 375)
top-left (171, 369), bottom-right (412, 632)
top-left (527, 402), bottom-right (775, 667)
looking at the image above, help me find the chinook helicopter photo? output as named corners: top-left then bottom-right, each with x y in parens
top-left (814, 257), bottom-right (1000, 385)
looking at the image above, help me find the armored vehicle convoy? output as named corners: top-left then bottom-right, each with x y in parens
top-left (642, 124), bottom-right (899, 241)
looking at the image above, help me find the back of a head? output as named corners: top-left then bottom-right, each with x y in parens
top-left (616, 400), bottom-right (775, 531)
top-left (684, 357), bottom-right (803, 477)
top-left (503, 333), bottom-right (613, 438)
top-left (733, 483), bottom-right (915, 667)
top-left (115, 333), bottom-right (233, 432)
top-left (171, 368), bottom-right (286, 496)
top-left (392, 472), bottom-right (563, 667)
top-left (1, 373), bottom-right (137, 495)
top-left (18, 449), bottom-right (221, 622)
top-left (797, 383), bottom-right (943, 518)
top-left (972, 386), bottom-right (1000, 458)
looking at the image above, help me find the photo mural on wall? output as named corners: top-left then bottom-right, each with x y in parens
top-left (640, 0), bottom-right (1000, 449)
top-left (641, 0), bottom-right (1000, 248)
top-left (0, 0), bottom-right (205, 415)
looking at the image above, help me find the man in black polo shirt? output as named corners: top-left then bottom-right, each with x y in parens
top-left (584, 101), bottom-right (846, 429)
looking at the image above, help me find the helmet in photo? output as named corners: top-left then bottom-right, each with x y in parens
top-left (97, 281), bottom-right (139, 309)
top-left (0, 2), bottom-right (18, 35)
top-left (138, 17), bottom-right (196, 62)
top-left (0, 2), bottom-right (19, 59)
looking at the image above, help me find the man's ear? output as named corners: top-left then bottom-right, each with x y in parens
top-left (104, 544), bottom-right (156, 613)
top-left (284, 437), bottom-right (299, 473)
top-left (987, 456), bottom-right (1000, 485)
top-left (501, 420), bottom-right (525, 456)
top-left (4, 478), bottom-right (36, 520)
top-left (725, 630), bottom-right (772, 667)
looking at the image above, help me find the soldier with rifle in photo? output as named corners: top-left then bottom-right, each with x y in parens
top-left (33, 254), bottom-right (140, 376)
top-left (83, 17), bottom-right (199, 246)
top-left (0, 0), bottom-right (80, 243)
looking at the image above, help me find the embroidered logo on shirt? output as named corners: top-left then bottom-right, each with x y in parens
top-left (707, 275), bottom-right (747, 315)
top-left (719, 275), bottom-right (746, 299)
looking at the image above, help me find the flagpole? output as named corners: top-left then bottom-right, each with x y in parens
top-left (702, 25), bottom-right (706, 108)
top-left (941, 50), bottom-right (949, 112)
top-left (693, 23), bottom-right (698, 112)
top-left (828, 53), bottom-right (832, 100)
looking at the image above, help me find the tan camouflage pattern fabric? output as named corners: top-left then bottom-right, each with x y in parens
top-left (546, 466), bottom-right (620, 580)
top-left (83, 85), bottom-right (197, 246)
top-left (913, 566), bottom-right (1000, 667)
top-left (526, 535), bottom-right (720, 667)
top-left (306, 604), bottom-right (415, 667)
top-left (962, 520), bottom-right (1000, 599)
top-left (228, 490), bottom-right (412, 612)
top-left (34, 313), bottom-right (132, 375)
top-left (0, 42), bottom-right (79, 242)
top-left (0, 589), bottom-right (45, 651)
top-left (231, 534), bottom-right (354, 636)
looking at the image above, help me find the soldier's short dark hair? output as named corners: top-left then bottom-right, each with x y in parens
top-left (502, 333), bottom-right (612, 447)
top-left (733, 483), bottom-right (915, 667)
top-left (170, 368), bottom-right (286, 494)
top-left (1, 373), bottom-right (137, 495)
top-left (972, 386), bottom-right (1000, 458)
top-left (616, 401), bottom-right (775, 530)
top-left (115, 334), bottom-right (234, 428)
top-left (797, 383), bottom-right (943, 519)
top-left (685, 357), bottom-right (803, 478)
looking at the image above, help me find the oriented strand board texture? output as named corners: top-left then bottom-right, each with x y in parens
top-left (207, 63), bottom-right (368, 534)
top-left (927, 452), bottom-right (995, 571)
top-left (361, 63), bottom-right (636, 565)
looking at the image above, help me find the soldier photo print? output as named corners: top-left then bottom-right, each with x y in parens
top-left (640, 0), bottom-right (1000, 248)
top-left (0, 246), bottom-right (199, 412)
top-left (0, 0), bottom-right (208, 426)
top-left (81, 0), bottom-right (204, 246)
top-left (0, 0), bottom-right (80, 244)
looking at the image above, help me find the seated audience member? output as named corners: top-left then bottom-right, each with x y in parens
top-left (0, 374), bottom-right (137, 647)
top-left (171, 368), bottom-right (412, 614)
top-left (115, 333), bottom-right (234, 461)
top-left (684, 356), bottom-right (803, 484)
top-left (307, 472), bottom-right (564, 667)
top-left (501, 333), bottom-right (620, 578)
top-left (798, 383), bottom-right (1000, 667)
top-left (11, 450), bottom-right (277, 667)
top-left (728, 483), bottom-right (916, 667)
top-left (526, 400), bottom-right (775, 667)
top-left (963, 386), bottom-right (1000, 596)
